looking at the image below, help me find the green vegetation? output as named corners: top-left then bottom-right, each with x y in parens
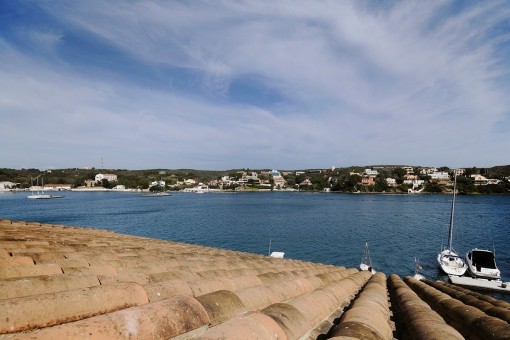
top-left (1, 165), bottom-right (509, 194)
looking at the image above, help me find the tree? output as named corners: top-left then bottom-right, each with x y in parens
top-left (374, 176), bottom-right (389, 192)
top-left (424, 182), bottom-right (443, 193)
top-left (464, 167), bottom-right (478, 177)
top-left (392, 168), bottom-right (407, 184)
top-left (101, 179), bottom-right (115, 189)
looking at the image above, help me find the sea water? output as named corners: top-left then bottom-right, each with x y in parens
top-left (1, 191), bottom-right (509, 285)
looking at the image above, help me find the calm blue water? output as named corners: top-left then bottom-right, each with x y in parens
top-left (1, 191), bottom-right (509, 285)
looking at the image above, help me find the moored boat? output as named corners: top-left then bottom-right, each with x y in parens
top-left (437, 171), bottom-right (467, 276)
top-left (465, 248), bottom-right (501, 280)
top-left (360, 242), bottom-right (376, 274)
top-left (27, 194), bottom-right (53, 199)
top-left (141, 192), bottom-right (171, 197)
top-left (27, 176), bottom-right (62, 199)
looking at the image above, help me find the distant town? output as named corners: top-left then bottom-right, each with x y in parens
top-left (1, 165), bottom-right (509, 194)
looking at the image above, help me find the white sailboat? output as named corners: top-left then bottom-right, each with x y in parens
top-left (413, 257), bottom-right (425, 281)
top-left (437, 172), bottom-right (467, 276)
top-left (360, 242), bottom-right (376, 274)
top-left (27, 176), bottom-right (53, 199)
top-left (268, 238), bottom-right (284, 258)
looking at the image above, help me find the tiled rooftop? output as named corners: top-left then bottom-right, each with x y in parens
top-left (0, 219), bottom-right (509, 339)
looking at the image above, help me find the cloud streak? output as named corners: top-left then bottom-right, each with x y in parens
top-left (1, 0), bottom-right (509, 169)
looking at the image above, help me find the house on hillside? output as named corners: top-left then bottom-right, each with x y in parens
top-left (419, 167), bottom-right (437, 175)
top-left (430, 172), bottom-right (450, 180)
top-left (364, 169), bottom-right (378, 177)
top-left (402, 166), bottom-right (414, 174)
top-left (299, 178), bottom-right (313, 186)
top-left (386, 178), bottom-right (397, 187)
top-left (361, 177), bottom-right (375, 186)
top-left (404, 174), bottom-right (417, 181)
top-left (95, 174), bottom-right (117, 182)
top-left (271, 170), bottom-right (287, 189)
top-left (471, 174), bottom-right (501, 186)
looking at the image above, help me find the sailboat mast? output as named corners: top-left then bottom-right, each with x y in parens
top-left (448, 171), bottom-right (457, 251)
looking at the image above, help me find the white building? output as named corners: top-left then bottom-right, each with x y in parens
top-left (183, 183), bottom-right (209, 193)
top-left (403, 179), bottom-right (425, 186)
top-left (149, 180), bottom-right (165, 188)
top-left (420, 168), bottom-right (437, 175)
top-left (402, 166), bottom-right (414, 174)
top-left (271, 170), bottom-right (287, 189)
top-left (386, 178), bottom-right (397, 187)
top-left (470, 174), bottom-right (501, 186)
top-left (43, 184), bottom-right (72, 191)
top-left (95, 173), bottom-right (117, 182)
top-left (184, 179), bottom-right (197, 185)
top-left (430, 172), bottom-right (450, 180)
top-left (0, 181), bottom-right (15, 191)
top-left (364, 169), bottom-right (378, 177)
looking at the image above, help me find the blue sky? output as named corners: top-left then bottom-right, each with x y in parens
top-left (1, 1), bottom-right (509, 170)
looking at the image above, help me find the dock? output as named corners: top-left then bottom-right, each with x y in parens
top-left (449, 274), bottom-right (510, 293)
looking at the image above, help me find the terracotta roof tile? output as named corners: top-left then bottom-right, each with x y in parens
top-left (197, 312), bottom-right (286, 340)
top-left (143, 280), bottom-right (194, 302)
top-left (196, 290), bottom-right (247, 326)
top-left (404, 276), bottom-right (510, 339)
top-left (388, 274), bottom-right (463, 339)
top-left (0, 263), bottom-right (63, 279)
top-left (330, 272), bottom-right (392, 339)
top-left (0, 256), bottom-right (34, 266)
top-left (0, 282), bottom-right (148, 334)
top-left (13, 295), bottom-right (210, 339)
top-left (1, 219), bottom-right (510, 339)
top-left (0, 273), bottom-right (100, 299)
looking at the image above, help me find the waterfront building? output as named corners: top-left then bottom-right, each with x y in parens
top-left (271, 170), bottom-right (287, 189)
top-left (43, 184), bottom-right (72, 191)
top-left (94, 173), bottom-right (117, 182)
top-left (0, 181), bottom-right (15, 191)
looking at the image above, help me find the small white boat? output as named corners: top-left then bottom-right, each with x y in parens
top-left (269, 252), bottom-right (285, 258)
top-left (27, 194), bottom-right (53, 199)
top-left (360, 242), bottom-right (376, 274)
top-left (141, 192), bottom-right (171, 197)
top-left (267, 239), bottom-right (284, 258)
top-left (413, 257), bottom-right (425, 281)
top-left (465, 248), bottom-right (501, 280)
top-left (437, 172), bottom-right (467, 276)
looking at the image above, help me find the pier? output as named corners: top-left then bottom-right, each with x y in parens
top-left (0, 219), bottom-right (509, 339)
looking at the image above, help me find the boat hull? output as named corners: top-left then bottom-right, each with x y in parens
top-left (27, 195), bottom-right (53, 199)
top-left (465, 249), bottom-right (501, 280)
top-left (437, 249), bottom-right (467, 276)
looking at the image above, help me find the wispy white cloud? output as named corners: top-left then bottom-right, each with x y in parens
top-left (1, 0), bottom-right (509, 169)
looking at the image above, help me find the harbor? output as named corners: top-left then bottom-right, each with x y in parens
top-left (0, 190), bottom-right (508, 285)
